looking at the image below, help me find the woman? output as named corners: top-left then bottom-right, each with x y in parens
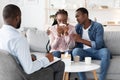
top-left (48, 9), bottom-right (76, 58)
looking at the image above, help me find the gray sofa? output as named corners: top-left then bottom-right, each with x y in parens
top-left (1, 26), bottom-right (120, 80)
top-left (0, 49), bottom-right (54, 80)
top-left (70, 27), bottom-right (120, 80)
top-left (24, 27), bottom-right (120, 80)
top-left (25, 27), bottom-right (120, 80)
top-left (88, 27), bottom-right (120, 80)
top-left (0, 29), bottom-right (53, 80)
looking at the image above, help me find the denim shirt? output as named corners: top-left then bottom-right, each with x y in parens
top-left (75, 20), bottom-right (105, 50)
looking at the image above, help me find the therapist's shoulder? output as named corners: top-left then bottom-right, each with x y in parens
top-left (11, 34), bottom-right (28, 46)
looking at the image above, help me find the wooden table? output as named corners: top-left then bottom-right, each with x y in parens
top-left (63, 62), bottom-right (100, 80)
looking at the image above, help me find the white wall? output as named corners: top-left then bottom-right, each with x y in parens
top-left (1, 0), bottom-right (120, 30)
top-left (0, 0), bottom-right (46, 30)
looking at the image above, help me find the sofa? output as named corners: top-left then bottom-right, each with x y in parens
top-left (0, 28), bottom-right (54, 80)
top-left (25, 26), bottom-right (120, 80)
top-left (87, 26), bottom-right (120, 80)
top-left (1, 26), bottom-right (120, 80)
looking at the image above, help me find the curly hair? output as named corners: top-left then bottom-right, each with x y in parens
top-left (55, 9), bottom-right (68, 17)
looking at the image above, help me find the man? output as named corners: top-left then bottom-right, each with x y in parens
top-left (0, 4), bottom-right (64, 80)
top-left (72, 7), bottom-right (110, 80)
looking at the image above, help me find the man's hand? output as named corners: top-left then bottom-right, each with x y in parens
top-left (72, 34), bottom-right (82, 42)
top-left (31, 54), bottom-right (36, 61)
top-left (46, 53), bottom-right (54, 62)
top-left (57, 26), bottom-right (64, 37)
top-left (72, 34), bottom-right (92, 47)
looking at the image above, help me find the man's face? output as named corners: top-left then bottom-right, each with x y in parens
top-left (75, 11), bottom-right (86, 25)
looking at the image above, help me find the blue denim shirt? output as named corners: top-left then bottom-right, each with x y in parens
top-left (75, 20), bottom-right (105, 50)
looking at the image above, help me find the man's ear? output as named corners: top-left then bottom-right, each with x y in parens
top-left (85, 14), bottom-right (88, 18)
top-left (16, 16), bottom-right (19, 22)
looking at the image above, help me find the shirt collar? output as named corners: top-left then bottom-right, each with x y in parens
top-left (82, 25), bottom-right (91, 31)
top-left (2, 24), bottom-right (19, 34)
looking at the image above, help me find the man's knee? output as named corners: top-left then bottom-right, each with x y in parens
top-left (56, 61), bottom-right (65, 70)
top-left (59, 60), bottom-right (65, 66)
top-left (72, 48), bottom-right (83, 56)
top-left (99, 48), bottom-right (110, 59)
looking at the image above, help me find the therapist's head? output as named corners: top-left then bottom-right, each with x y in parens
top-left (3, 4), bottom-right (21, 29)
top-left (75, 7), bottom-right (89, 25)
top-left (55, 9), bottom-right (68, 25)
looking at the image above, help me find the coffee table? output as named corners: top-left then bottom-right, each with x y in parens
top-left (63, 61), bottom-right (100, 80)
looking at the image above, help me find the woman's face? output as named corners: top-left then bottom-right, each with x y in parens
top-left (56, 14), bottom-right (68, 25)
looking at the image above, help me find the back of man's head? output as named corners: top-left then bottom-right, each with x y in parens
top-left (3, 4), bottom-right (21, 20)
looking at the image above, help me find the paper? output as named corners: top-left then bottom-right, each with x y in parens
top-left (43, 57), bottom-right (61, 68)
top-left (31, 52), bottom-right (60, 67)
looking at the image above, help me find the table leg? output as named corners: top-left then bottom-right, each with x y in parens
top-left (63, 72), bottom-right (69, 80)
top-left (92, 70), bottom-right (98, 80)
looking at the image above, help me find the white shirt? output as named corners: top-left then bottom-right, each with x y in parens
top-left (82, 26), bottom-right (91, 49)
top-left (0, 24), bottom-right (49, 74)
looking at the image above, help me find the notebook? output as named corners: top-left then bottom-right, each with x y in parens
top-left (43, 57), bottom-right (61, 68)
top-left (31, 52), bottom-right (61, 68)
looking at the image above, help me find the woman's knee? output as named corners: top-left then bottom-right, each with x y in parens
top-left (52, 51), bottom-right (61, 58)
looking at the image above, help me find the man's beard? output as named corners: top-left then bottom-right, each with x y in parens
top-left (16, 20), bottom-right (21, 29)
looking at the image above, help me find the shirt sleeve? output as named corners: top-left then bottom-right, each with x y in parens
top-left (64, 26), bottom-right (76, 49)
top-left (11, 37), bottom-right (50, 74)
top-left (48, 26), bottom-right (61, 49)
top-left (91, 24), bottom-right (104, 49)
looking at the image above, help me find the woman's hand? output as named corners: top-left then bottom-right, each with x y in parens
top-left (63, 26), bottom-right (69, 36)
top-left (57, 26), bottom-right (64, 37)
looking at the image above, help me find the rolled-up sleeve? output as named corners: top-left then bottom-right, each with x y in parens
top-left (48, 26), bottom-right (62, 49)
top-left (91, 24), bottom-right (104, 49)
top-left (91, 41), bottom-right (96, 49)
top-left (49, 33), bottom-right (61, 49)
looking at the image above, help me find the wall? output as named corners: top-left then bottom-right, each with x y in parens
top-left (47, 0), bottom-right (120, 26)
top-left (0, 0), bottom-right (46, 30)
top-left (89, 9), bottom-right (120, 25)
top-left (1, 0), bottom-right (120, 30)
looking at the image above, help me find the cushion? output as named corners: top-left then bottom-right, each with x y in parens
top-left (18, 27), bottom-right (37, 37)
top-left (0, 49), bottom-right (27, 80)
top-left (104, 31), bottom-right (120, 55)
top-left (26, 29), bottom-right (49, 53)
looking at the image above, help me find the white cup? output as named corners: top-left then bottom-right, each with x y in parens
top-left (74, 56), bottom-right (80, 62)
top-left (85, 57), bottom-right (92, 65)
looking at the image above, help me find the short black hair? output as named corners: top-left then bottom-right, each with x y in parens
top-left (3, 4), bottom-right (21, 19)
top-left (76, 7), bottom-right (88, 16)
top-left (55, 9), bottom-right (68, 17)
